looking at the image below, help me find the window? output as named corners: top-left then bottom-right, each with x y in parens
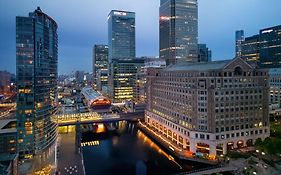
top-left (234, 66), bottom-right (243, 76)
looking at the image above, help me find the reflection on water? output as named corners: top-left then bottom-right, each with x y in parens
top-left (137, 130), bottom-right (183, 169)
top-left (82, 121), bottom-right (204, 175)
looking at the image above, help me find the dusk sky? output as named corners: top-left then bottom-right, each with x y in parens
top-left (0, 0), bottom-right (280, 74)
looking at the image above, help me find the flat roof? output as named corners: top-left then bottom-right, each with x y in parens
top-left (165, 60), bottom-right (231, 72)
top-left (81, 87), bottom-right (107, 101)
top-left (0, 119), bottom-right (17, 134)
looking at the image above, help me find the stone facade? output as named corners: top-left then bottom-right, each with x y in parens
top-left (145, 58), bottom-right (270, 157)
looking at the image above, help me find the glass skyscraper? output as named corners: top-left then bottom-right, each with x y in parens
top-left (198, 44), bottom-right (212, 62)
top-left (93, 45), bottom-right (108, 90)
top-left (241, 25), bottom-right (281, 68)
top-left (108, 59), bottom-right (145, 102)
top-left (16, 7), bottom-right (57, 172)
top-left (259, 25), bottom-right (281, 68)
top-left (160, 0), bottom-right (198, 65)
top-left (108, 10), bottom-right (135, 62)
top-left (235, 30), bottom-right (244, 57)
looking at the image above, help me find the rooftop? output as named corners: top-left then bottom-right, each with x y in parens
top-left (0, 119), bottom-right (17, 134)
top-left (81, 87), bottom-right (107, 101)
top-left (165, 60), bottom-right (231, 72)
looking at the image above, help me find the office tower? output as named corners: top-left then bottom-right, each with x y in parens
top-left (259, 25), bottom-right (281, 68)
top-left (241, 25), bottom-right (281, 68)
top-left (198, 44), bottom-right (212, 62)
top-left (108, 59), bottom-right (144, 103)
top-left (160, 0), bottom-right (198, 65)
top-left (93, 45), bottom-right (108, 90)
top-left (235, 30), bottom-right (244, 57)
top-left (145, 57), bottom-right (269, 158)
top-left (108, 10), bottom-right (135, 62)
top-left (241, 35), bottom-right (260, 65)
top-left (269, 68), bottom-right (281, 111)
top-left (16, 7), bottom-right (57, 172)
top-left (96, 69), bottom-right (109, 93)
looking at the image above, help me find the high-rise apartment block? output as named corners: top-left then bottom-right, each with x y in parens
top-left (145, 58), bottom-right (269, 158)
top-left (241, 25), bottom-right (281, 68)
top-left (16, 7), bottom-right (57, 172)
top-left (108, 10), bottom-right (135, 62)
top-left (235, 30), bottom-right (244, 57)
top-left (160, 0), bottom-right (198, 65)
top-left (93, 45), bottom-right (108, 90)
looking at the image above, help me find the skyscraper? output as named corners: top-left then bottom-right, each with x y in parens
top-left (93, 45), bottom-right (108, 90)
top-left (160, 0), bottom-right (198, 65)
top-left (198, 44), bottom-right (212, 62)
top-left (16, 7), bottom-right (57, 172)
top-left (108, 58), bottom-right (145, 102)
top-left (241, 34), bottom-right (260, 65)
top-left (108, 10), bottom-right (135, 62)
top-left (259, 25), bottom-right (281, 68)
top-left (235, 30), bottom-right (244, 57)
top-left (240, 25), bottom-right (281, 68)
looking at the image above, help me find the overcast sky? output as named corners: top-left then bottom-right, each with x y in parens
top-left (0, 0), bottom-right (280, 74)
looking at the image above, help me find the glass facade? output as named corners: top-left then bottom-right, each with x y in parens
top-left (241, 35), bottom-right (260, 65)
top-left (108, 59), bottom-right (145, 103)
top-left (198, 44), bottom-right (212, 62)
top-left (241, 25), bottom-right (281, 68)
top-left (16, 7), bottom-right (57, 161)
top-left (160, 0), bottom-right (198, 65)
top-left (93, 45), bottom-right (108, 90)
top-left (259, 25), bottom-right (281, 68)
top-left (108, 10), bottom-right (135, 62)
top-left (235, 30), bottom-right (244, 57)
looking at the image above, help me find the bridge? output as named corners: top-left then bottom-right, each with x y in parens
top-left (51, 111), bottom-right (144, 126)
top-left (0, 102), bottom-right (16, 108)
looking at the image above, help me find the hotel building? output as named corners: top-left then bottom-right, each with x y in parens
top-left (145, 57), bottom-right (270, 157)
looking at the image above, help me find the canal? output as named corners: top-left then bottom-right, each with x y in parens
top-left (81, 121), bottom-right (206, 175)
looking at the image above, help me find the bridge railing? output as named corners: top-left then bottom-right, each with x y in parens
top-left (51, 111), bottom-right (102, 123)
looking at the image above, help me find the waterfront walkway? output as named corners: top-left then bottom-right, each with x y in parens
top-left (174, 165), bottom-right (237, 175)
top-left (57, 132), bottom-right (85, 175)
top-left (138, 122), bottom-right (218, 165)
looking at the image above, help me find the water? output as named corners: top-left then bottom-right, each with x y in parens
top-left (82, 121), bottom-right (205, 175)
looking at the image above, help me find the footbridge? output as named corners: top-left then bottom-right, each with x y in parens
top-left (51, 111), bottom-right (144, 126)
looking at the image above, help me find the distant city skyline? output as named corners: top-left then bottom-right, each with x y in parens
top-left (0, 0), bottom-right (281, 74)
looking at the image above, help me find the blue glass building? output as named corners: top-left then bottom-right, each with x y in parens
top-left (16, 7), bottom-right (57, 172)
top-left (241, 25), bottom-right (281, 68)
top-left (108, 10), bottom-right (135, 62)
top-left (235, 30), bottom-right (244, 57)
